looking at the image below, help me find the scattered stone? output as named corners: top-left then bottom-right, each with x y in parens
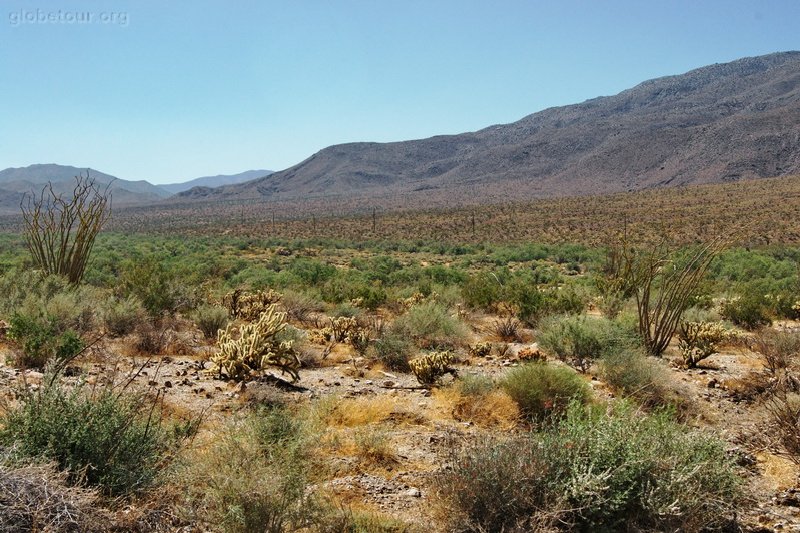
top-left (403, 487), bottom-right (421, 498)
top-left (164, 380), bottom-right (172, 388)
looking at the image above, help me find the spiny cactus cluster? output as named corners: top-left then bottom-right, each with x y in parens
top-left (678, 321), bottom-right (730, 368)
top-left (409, 351), bottom-right (456, 385)
top-left (223, 288), bottom-right (282, 321)
top-left (469, 342), bottom-right (492, 357)
top-left (517, 346), bottom-right (546, 362)
top-left (211, 304), bottom-right (300, 381)
top-left (397, 291), bottom-right (439, 310)
top-left (793, 300), bottom-right (800, 319)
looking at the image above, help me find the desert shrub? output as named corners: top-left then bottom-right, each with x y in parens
top-left (435, 402), bottom-right (742, 532)
top-left (500, 362), bottom-right (590, 421)
top-left (371, 333), bottom-right (413, 372)
top-left (119, 257), bottom-right (189, 317)
top-left (320, 274), bottom-right (387, 310)
top-left (446, 375), bottom-right (520, 428)
top-left (491, 315), bottom-right (522, 342)
top-left (0, 379), bottom-right (186, 496)
top-left (6, 312), bottom-right (84, 369)
top-left (281, 289), bottom-right (324, 323)
top-left (178, 406), bottom-right (325, 533)
top-left (598, 348), bottom-right (680, 409)
top-left (719, 292), bottom-right (772, 330)
top-left (390, 301), bottom-right (467, 349)
top-left (0, 458), bottom-right (109, 532)
top-left (536, 314), bottom-right (637, 372)
top-left (461, 272), bottom-right (504, 311)
top-left (766, 391), bottom-right (800, 465)
top-left (101, 295), bottom-right (146, 336)
top-left (752, 330), bottom-right (800, 374)
top-left (193, 304), bottom-right (230, 339)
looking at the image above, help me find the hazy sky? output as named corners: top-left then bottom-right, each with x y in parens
top-left (1, 0), bottom-right (798, 184)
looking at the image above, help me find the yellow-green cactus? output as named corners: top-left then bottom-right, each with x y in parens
top-left (678, 321), bottom-right (729, 368)
top-left (211, 304), bottom-right (300, 381)
top-left (409, 351), bottom-right (456, 385)
top-left (223, 288), bottom-right (282, 321)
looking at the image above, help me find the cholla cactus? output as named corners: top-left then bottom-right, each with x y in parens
top-left (211, 304), bottom-right (300, 381)
top-left (223, 289), bottom-right (282, 321)
top-left (792, 300), bottom-right (800, 319)
top-left (409, 351), bottom-right (456, 385)
top-left (329, 316), bottom-right (358, 342)
top-left (469, 342), bottom-right (492, 357)
top-left (347, 327), bottom-right (371, 356)
top-left (678, 321), bottom-right (730, 368)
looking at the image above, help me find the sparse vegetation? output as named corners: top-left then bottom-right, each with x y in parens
top-left (500, 361), bottom-right (590, 421)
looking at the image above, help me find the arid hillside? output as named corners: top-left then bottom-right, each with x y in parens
top-left (177, 52), bottom-right (800, 205)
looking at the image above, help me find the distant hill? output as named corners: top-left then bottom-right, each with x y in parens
top-left (177, 51), bottom-right (800, 204)
top-left (159, 170), bottom-right (272, 195)
top-left (0, 164), bottom-right (170, 213)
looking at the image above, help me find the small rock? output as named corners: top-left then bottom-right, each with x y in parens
top-left (164, 380), bottom-right (172, 388)
top-left (403, 488), bottom-right (421, 498)
top-left (708, 379), bottom-right (718, 389)
top-left (382, 380), bottom-right (395, 388)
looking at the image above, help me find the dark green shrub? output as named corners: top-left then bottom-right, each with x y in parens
top-left (7, 313), bottom-right (84, 368)
top-left (500, 362), bottom-right (590, 421)
top-left (371, 334), bottom-right (413, 372)
top-left (720, 292), bottom-right (772, 330)
top-left (461, 272), bottom-right (504, 312)
top-left (435, 402), bottom-right (742, 532)
top-left (0, 379), bottom-right (186, 496)
top-left (193, 304), bottom-right (230, 339)
top-left (119, 257), bottom-right (189, 317)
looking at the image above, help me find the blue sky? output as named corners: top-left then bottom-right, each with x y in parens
top-left (1, 0), bottom-right (798, 184)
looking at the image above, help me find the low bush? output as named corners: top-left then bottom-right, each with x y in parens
top-left (752, 329), bottom-right (800, 374)
top-left (598, 348), bottom-right (683, 410)
top-left (371, 333), bottom-right (414, 372)
top-left (500, 361), bottom-right (590, 422)
top-left (719, 293), bottom-right (772, 330)
top-left (0, 458), bottom-right (109, 532)
top-left (536, 314), bottom-right (637, 372)
top-left (434, 402), bottom-right (742, 532)
top-left (390, 301), bottom-right (467, 349)
top-left (101, 295), bottom-right (146, 336)
top-left (178, 405), bottom-right (324, 533)
top-left (193, 304), bottom-right (230, 339)
top-left (6, 312), bottom-right (84, 369)
top-left (0, 379), bottom-right (189, 496)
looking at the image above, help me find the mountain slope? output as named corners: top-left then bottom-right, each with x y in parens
top-left (160, 170), bottom-right (272, 195)
top-left (179, 51), bottom-right (800, 203)
top-left (0, 164), bottom-right (170, 212)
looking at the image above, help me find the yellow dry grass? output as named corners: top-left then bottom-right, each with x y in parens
top-left (433, 387), bottom-right (519, 429)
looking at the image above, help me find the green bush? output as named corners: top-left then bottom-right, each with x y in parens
top-left (500, 362), bottom-right (590, 421)
top-left (7, 313), bottom-right (84, 368)
top-left (371, 333), bottom-right (414, 372)
top-left (390, 301), bottom-right (468, 349)
top-left (598, 348), bottom-right (680, 409)
top-left (0, 379), bottom-right (187, 496)
top-left (101, 295), bottom-right (146, 336)
top-left (435, 402), bottom-right (742, 532)
top-left (119, 257), bottom-right (189, 317)
top-left (193, 304), bottom-right (230, 339)
top-left (720, 292), bottom-right (772, 330)
top-left (537, 314), bottom-right (638, 372)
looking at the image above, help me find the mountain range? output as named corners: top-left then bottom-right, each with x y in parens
top-left (176, 51), bottom-right (800, 205)
top-left (0, 165), bottom-right (271, 214)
